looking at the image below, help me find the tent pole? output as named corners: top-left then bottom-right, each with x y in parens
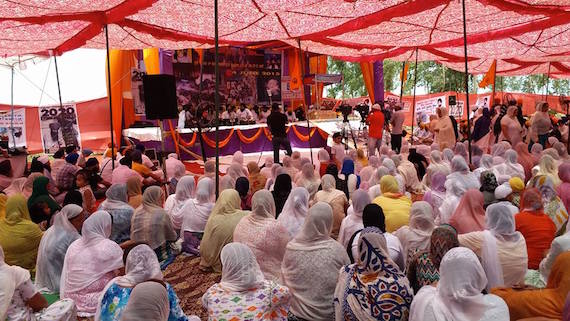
top-left (411, 48), bottom-right (418, 145)
top-left (214, 0), bottom-right (220, 199)
top-left (399, 61), bottom-right (405, 102)
top-left (461, 0), bottom-right (472, 165)
top-left (545, 62), bottom-right (551, 101)
top-left (53, 54), bottom-right (64, 110)
top-left (105, 25), bottom-right (116, 169)
top-left (10, 65), bottom-right (15, 150)
top-left (297, 39), bottom-right (313, 165)
top-left (492, 61), bottom-right (497, 104)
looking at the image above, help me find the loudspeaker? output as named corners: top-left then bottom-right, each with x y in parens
top-left (448, 95), bottom-right (456, 106)
top-left (143, 74), bottom-right (179, 120)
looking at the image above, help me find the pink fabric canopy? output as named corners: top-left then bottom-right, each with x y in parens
top-left (1, 0), bottom-right (569, 76)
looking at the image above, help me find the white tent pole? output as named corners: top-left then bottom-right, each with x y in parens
top-left (10, 65), bottom-right (15, 149)
top-left (462, 0), bottom-right (472, 164)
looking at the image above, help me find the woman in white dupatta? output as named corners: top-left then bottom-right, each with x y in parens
top-left (180, 177), bottom-right (215, 255)
top-left (314, 175), bottom-right (349, 239)
top-left (423, 150), bottom-right (450, 188)
top-left (282, 202), bottom-right (350, 321)
top-left (120, 282), bottom-right (170, 321)
top-left (276, 187), bottom-right (310, 239)
top-left (409, 247), bottom-right (509, 321)
top-left (439, 156), bottom-right (480, 224)
top-left (1, 246), bottom-right (77, 321)
top-left (337, 189), bottom-right (370, 248)
top-left (95, 244), bottom-right (194, 321)
top-left (295, 163), bottom-right (321, 200)
top-left (394, 201), bottom-right (436, 265)
top-left (61, 211), bottom-right (123, 317)
top-left (233, 190), bottom-right (291, 281)
top-left (35, 204), bottom-right (84, 293)
top-left (473, 154), bottom-right (494, 180)
top-left (492, 149), bottom-right (524, 184)
top-left (459, 203), bottom-right (528, 289)
top-left (164, 175), bottom-right (195, 230)
top-left (99, 184), bottom-right (134, 243)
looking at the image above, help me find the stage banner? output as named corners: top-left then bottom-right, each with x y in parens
top-left (173, 47), bottom-right (281, 106)
top-left (131, 68), bottom-right (146, 115)
top-left (39, 104), bottom-right (81, 153)
top-left (0, 108), bottom-right (26, 147)
top-left (476, 95), bottom-right (491, 109)
top-left (385, 93), bottom-right (410, 112)
top-left (415, 95), bottom-right (446, 117)
top-left (450, 100), bottom-right (464, 118)
top-left (282, 76), bottom-right (303, 100)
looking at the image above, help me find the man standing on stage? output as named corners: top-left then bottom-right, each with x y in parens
top-left (391, 103), bottom-right (406, 154)
top-left (267, 103), bottom-right (292, 164)
top-left (366, 103), bottom-right (385, 156)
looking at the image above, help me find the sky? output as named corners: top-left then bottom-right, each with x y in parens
top-left (0, 49), bottom-right (107, 106)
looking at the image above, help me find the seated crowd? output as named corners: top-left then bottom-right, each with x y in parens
top-left (2, 105), bottom-right (570, 321)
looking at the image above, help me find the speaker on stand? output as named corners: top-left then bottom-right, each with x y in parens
top-left (143, 74), bottom-right (179, 195)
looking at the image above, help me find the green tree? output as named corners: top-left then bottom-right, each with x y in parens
top-left (326, 58), bottom-right (366, 98)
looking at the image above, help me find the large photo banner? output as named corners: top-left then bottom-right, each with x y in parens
top-left (39, 104), bottom-right (81, 153)
top-left (173, 47), bottom-right (281, 106)
top-left (131, 68), bottom-right (146, 115)
top-left (0, 109), bottom-right (26, 147)
top-left (415, 95), bottom-right (446, 123)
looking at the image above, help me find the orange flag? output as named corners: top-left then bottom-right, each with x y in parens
top-left (478, 59), bottom-right (497, 88)
top-left (400, 62), bottom-right (409, 82)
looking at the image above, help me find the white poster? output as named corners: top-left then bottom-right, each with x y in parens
top-left (131, 68), bottom-right (146, 115)
top-left (385, 93), bottom-right (410, 112)
top-left (415, 95), bottom-right (446, 123)
top-left (0, 109), bottom-right (26, 148)
top-left (281, 75), bottom-right (303, 100)
top-left (450, 100), bottom-right (464, 118)
top-left (476, 95), bottom-right (491, 109)
top-left (39, 104), bottom-right (81, 153)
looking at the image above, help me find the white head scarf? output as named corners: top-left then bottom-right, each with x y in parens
top-left (116, 244), bottom-right (162, 287)
top-left (316, 174), bottom-right (346, 204)
top-left (101, 184), bottom-right (131, 211)
top-left (120, 282), bottom-right (170, 321)
top-left (232, 151), bottom-right (244, 165)
top-left (220, 242), bottom-right (265, 292)
top-left (35, 204), bottom-right (82, 292)
top-left (481, 202), bottom-right (521, 290)
top-left (60, 211), bottom-right (124, 296)
top-left (181, 178), bottom-right (215, 233)
top-left (277, 187), bottom-right (310, 238)
top-left (287, 202), bottom-right (333, 251)
top-left (0, 246), bottom-right (30, 320)
top-left (338, 190), bottom-right (370, 248)
top-left (492, 149), bottom-right (524, 184)
top-left (410, 247), bottom-right (488, 321)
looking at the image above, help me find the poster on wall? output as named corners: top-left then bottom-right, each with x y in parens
top-left (39, 104), bottom-right (81, 153)
top-left (449, 100), bottom-right (464, 118)
top-left (385, 94), bottom-right (410, 112)
top-left (131, 68), bottom-right (146, 115)
top-left (0, 109), bottom-right (26, 148)
top-left (415, 95), bottom-right (446, 122)
top-left (172, 47), bottom-right (281, 107)
top-left (476, 95), bottom-right (491, 109)
top-left (281, 76), bottom-right (303, 100)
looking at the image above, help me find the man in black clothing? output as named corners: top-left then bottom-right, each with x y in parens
top-left (267, 103), bottom-right (292, 164)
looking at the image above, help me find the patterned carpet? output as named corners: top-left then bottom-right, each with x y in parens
top-left (164, 254), bottom-right (221, 320)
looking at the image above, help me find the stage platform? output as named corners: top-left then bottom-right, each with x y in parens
top-left (124, 118), bottom-right (365, 161)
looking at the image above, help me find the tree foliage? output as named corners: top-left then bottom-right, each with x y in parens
top-left (327, 58), bottom-right (570, 98)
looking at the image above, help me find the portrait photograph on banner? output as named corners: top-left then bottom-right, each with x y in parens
top-left (38, 104), bottom-right (81, 153)
top-left (0, 109), bottom-right (26, 148)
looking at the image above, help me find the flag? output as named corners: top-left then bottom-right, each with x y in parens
top-left (400, 62), bottom-right (409, 82)
top-left (478, 59), bottom-right (496, 88)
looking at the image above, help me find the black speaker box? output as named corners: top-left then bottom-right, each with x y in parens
top-left (448, 95), bottom-right (457, 106)
top-left (143, 74), bottom-right (178, 120)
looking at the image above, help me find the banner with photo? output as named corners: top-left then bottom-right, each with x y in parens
top-left (476, 95), bottom-right (491, 109)
top-left (385, 93), bottom-right (410, 111)
top-left (0, 109), bottom-right (26, 148)
top-left (39, 104), bottom-right (81, 153)
top-left (281, 76), bottom-right (303, 100)
top-left (172, 47), bottom-right (281, 107)
top-left (131, 68), bottom-right (146, 115)
top-left (450, 100), bottom-right (464, 118)
top-left (415, 95), bottom-right (447, 123)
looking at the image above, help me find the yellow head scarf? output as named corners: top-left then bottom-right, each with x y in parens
top-left (509, 177), bottom-right (524, 193)
top-left (5, 194), bottom-right (31, 224)
top-left (380, 175), bottom-right (400, 194)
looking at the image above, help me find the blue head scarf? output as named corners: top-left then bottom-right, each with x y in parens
top-left (341, 159), bottom-right (360, 189)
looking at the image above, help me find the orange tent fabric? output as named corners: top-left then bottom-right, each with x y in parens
top-left (106, 49), bottom-right (137, 144)
top-left (360, 62), bottom-right (375, 103)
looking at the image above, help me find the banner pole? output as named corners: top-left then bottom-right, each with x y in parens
top-left (461, 0), bottom-right (472, 165)
top-left (105, 25), bottom-right (116, 169)
top-left (411, 48), bottom-right (418, 144)
top-left (214, 0), bottom-right (220, 199)
top-left (10, 65), bottom-right (15, 150)
top-left (297, 39), bottom-right (313, 165)
top-left (399, 61), bottom-right (405, 102)
top-left (545, 62), bottom-right (551, 101)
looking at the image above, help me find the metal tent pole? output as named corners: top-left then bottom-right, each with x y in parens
top-left (297, 39), bottom-right (313, 165)
top-left (105, 25), bottom-right (116, 169)
top-left (399, 61), bottom-right (406, 102)
top-left (545, 62), bottom-right (551, 101)
top-left (53, 55), bottom-right (64, 110)
top-left (461, 0), bottom-right (472, 164)
top-left (10, 65), bottom-right (15, 149)
top-left (411, 48), bottom-right (419, 144)
top-left (214, 0), bottom-right (220, 199)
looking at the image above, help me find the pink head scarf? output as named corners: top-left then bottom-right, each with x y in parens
top-left (448, 189), bottom-right (486, 234)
